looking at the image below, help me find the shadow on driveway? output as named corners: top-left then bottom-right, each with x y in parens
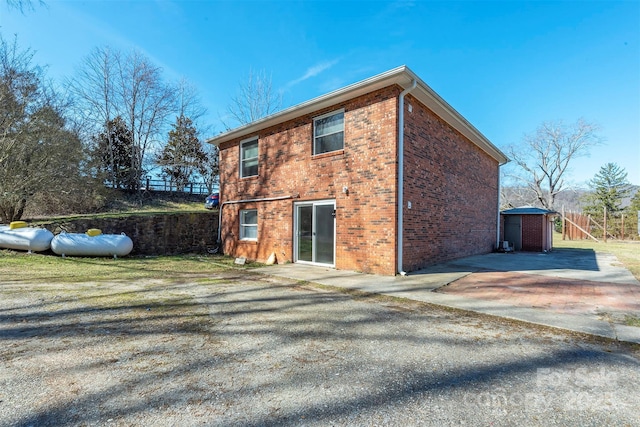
top-left (255, 248), bottom-right (640, 342)
top-left (420, 248), bottom-right (638, 285)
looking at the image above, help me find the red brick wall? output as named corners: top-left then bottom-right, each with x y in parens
top-left (218, 86), bottom-right (401, 275)
top-left (402, 94), bottom-right (499, 271)
top-left (521, 215), bottom-right (543, 251)
top-left (218, 86), bottom-right (501, 274)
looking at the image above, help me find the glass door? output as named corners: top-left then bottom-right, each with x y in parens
top-left (297, 205), bottom-right (313, 262)
top-left (314, 204), bottom-right (335, 264)
top-left (295, 200), bottom-right (335, 266)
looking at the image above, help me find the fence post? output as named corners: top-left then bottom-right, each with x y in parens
top-left (621, 214), bottom-right (624, 241)
top-left (561, 206), bottom-right (565, 240)
top-left (603, 206), bottom-right (607, 243)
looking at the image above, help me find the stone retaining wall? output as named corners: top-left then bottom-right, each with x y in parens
top-left (40, 212), bottom-right (219, 255)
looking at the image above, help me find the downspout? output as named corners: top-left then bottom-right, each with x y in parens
top-left (496, 168), bottom-right (501, 250)
top-left (217, 195), bottom-right (296, 249)
top-left (397, 79), bottom-right (417, 275)
top-left (496, 159), bottom-right (509, 250)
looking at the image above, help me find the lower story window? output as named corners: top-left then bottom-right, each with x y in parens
top-left (240, 209), bottom-right (258, 240)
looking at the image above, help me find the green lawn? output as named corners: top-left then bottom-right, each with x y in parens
top-left (553, 232), bottom-right (640, 281)
top-left (38, 200), bottom-right (206, 221)
top-left (0, 252), bottom-right (246, 284)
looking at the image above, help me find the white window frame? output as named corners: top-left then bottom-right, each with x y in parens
top-left (240, 137), bottom-right (259, 178)
top-left (239, 209), bottom-right (258, 241)
top-left (313, 110), bottom-right (344, 155)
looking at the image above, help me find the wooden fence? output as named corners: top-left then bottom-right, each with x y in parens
top-left (562, 211), bottom-right (593, 240)
top-left (561, 208), bottom-right (639, 241)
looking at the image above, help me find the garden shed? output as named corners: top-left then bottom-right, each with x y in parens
top-left (500, 207), bottom-right (557, 252)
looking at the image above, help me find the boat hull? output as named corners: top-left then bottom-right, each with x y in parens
top-left (0, 226), bottom-right (54, 252)
top-left (51, 233), bottom-right (133, 257)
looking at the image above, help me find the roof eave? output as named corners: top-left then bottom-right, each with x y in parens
top-left (501, 208), bottom-right (559, 215)
top-left (405, 69), bottom-right (508, 165)
top-left (207, 66), bottom-right (508, 165)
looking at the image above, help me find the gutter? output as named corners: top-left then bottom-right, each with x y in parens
top-left (217, 195), bottom-right (296, 248)
top-left (397, 79), bottom-right (417, 276)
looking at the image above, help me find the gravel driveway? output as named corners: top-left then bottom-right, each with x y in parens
top-left (1, 271), bottom-right (639, 426)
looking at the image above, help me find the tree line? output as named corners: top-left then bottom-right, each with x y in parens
top-left (502, 120), bottom-right (639, 238)
top-left (0, 35), bottom-right (219, 222)
top-left (2, 2), bottom-right (636, 232)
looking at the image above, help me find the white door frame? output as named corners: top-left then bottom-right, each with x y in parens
top-left (293, 199), bottom-right (336, 267)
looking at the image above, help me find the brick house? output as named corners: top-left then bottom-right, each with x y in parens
top-left (208, 66), bottom-right (508, 276)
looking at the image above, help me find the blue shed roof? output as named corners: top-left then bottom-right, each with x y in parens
top-left (501, 206), bottom-right (558, 215)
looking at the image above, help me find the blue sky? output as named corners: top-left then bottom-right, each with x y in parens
top-left (1, 0), bottom-right (638, 186)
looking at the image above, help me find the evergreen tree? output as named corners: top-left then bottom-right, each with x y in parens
top-left (91, 116), bottom-right (137, 190)
top-left (628, 189), bottom-right (640, 238)
top-left (630, 189), bottom-right (640, 213)
top-left (157, 115), bottom-right (206, 191)
top-left (583, 163), bottom-right (631, 215)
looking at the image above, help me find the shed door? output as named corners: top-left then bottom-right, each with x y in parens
top-left (504, 215), bottom-right (522, 251)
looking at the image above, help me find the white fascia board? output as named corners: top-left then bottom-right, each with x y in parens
top-left (207, 65), bottom-right (508, 165)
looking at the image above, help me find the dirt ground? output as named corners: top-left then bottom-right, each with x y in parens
top-left (1, 271), bottom-right (639, 426)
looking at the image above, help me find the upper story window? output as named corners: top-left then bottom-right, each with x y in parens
top-left (240, 137), bottom-right (258, 178)
top-left (313, 110), bottom-right (344, 155)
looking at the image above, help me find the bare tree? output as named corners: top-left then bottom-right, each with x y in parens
top-left (68, 47), bottom-right (119, 185)
top-left (199, 142), bottom-right (219, 194)
top-left (116, 49), bottom-right (175, 190)
top-left (170, 78), bottom-right (218, 192)
top-left (176, 78), bottom-right (208, 124)
top-left (504, 119), bottom-right (602, 210)
top-left (223, 69), bottom-right (281, 128)
top-left (500, 186), bottom-right (532, 210)
top-left (5, 0), bottom-right (45, 13)
top-left (69, 47), bottom-right (176, 191)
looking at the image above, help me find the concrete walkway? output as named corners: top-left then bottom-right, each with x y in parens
top-left (253, 249), bottom-right (640, 344)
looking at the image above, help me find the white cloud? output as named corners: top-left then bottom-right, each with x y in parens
top-left (285, 59), bottom-right (340, 89)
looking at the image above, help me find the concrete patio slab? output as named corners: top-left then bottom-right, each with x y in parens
top-left (253, 249), bottom-right (640, 344)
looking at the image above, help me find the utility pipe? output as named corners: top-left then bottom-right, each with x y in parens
top-left (397, 79), bottom-right (417, 275)
top-left (217, 195), bottom-right (296, 248)
top-left (496, 169), bottom-right (501, 250)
